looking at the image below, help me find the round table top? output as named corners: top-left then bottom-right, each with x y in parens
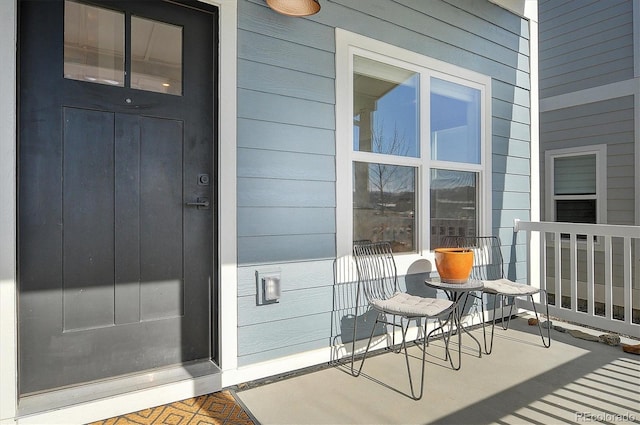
top-left (425, 277), bottom-right (484, 292)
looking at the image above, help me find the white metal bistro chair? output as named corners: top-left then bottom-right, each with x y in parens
top-left (350, 241), bottom-right (458, 400)
top-left (442, 236), bottom-right (551, 354)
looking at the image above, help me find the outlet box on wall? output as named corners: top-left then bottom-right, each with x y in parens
top-left (255, 269), bottom-right (281, 305)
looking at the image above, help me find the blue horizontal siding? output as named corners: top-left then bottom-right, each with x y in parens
top-left (493, 98), bottom-right (530, 125)
top-left (238, 286), bottom-right (333, 327)
top-left (235, 0), bottom-right (532, 365)
top-left (238, 118), bottom-right (335, 156)
top-left (238, 178), bottom-right (335, 208)
top-left (492, 80), bottom-right (530, 109)
top-left (493, 172), bottom-right (530, 193)
top-left (238, 59), bottom-right (335, 104)
top-left (237, 312), bottom-right (332, 356)
top-left (238, 207), bottom-right (335, 238)
top-left (241, 0), bottom-right (335, 53)
top-left (539, 0), bottom-right (634, 96)
top-left (238, 30), bottom-right (335, 79)
top-left (238, 339), bottom-right (328, 366)
top-left (494, 191), bottom-right (531, 210)
top-left (238, 234), bottom-right (335, 264)
top-left (238, 260), bottom-right (335, 297)
top-left (493, 117), bottom-right (530, 141)
top-left (492, 155), bottom-right (530, 176)
top-left (315, 0), bottom-right (530, 89)
top-left (493, 136), bottom-right (530, 159)
top-left (238, 89), bottom-right (335, 130)
top-left (237, 148), bottom-right (334, 181)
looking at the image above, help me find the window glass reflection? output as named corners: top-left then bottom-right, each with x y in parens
top-left (353, 56), bottom-right (419, 158)
top-left (353, 162), bottom-right (416, 253)
top-left (431, 78), bottom-right (481, 164)
top-left (131, 16), bottom-right (182, 96)
top-left (430, 169), bottom-right (477, 247)
top-left (64, 0), bottom-right (125, 86)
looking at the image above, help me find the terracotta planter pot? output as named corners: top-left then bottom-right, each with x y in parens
top-left (434, 248), bottom-right (474, 284)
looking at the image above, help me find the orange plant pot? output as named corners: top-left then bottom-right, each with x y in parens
top-left (434, 248), bottom-right (474, 284)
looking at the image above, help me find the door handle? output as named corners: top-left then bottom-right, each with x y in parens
top-left (185, 197), bottom-right (210, 209)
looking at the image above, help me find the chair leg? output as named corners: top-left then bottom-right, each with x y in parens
top-left (350, 312), bottom-right (384, 377)
top-left (499, 296), bottom-right (516, 330)
top-left (425, 317), bottom-right (452, 361)
top-left (483, 293), bottom-right (500, 355)
top-left (400, 318), bottom-right (428, 401)
top-left (530, 292), bottom-right (551, 348)
top-left (438, 317), bottom-right (451, 361)
top-left (350, 303), bottom-right (361, 376)
top-left (500, 298), bottom-right (516, 331)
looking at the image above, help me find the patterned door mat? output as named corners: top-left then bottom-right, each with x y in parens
top-left (88, 390), bottom-right (256, 425)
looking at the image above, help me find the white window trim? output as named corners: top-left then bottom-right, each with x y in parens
top-left (336, 29), bottom-right (492, 274)
top-left (544, 144), bottom-right (607, 224)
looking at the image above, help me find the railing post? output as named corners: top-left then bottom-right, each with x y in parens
top-left (514, 218), bottom-right (541, 302)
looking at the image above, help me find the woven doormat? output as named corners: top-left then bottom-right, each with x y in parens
top-left (87, 390), bottom-right (256, 425)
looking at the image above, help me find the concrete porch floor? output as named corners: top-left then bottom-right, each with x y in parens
top-left (235, 316), bottom-right (640, 425)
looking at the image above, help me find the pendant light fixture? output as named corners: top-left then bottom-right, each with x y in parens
top-left (266, 0), bottom-right (321, 17)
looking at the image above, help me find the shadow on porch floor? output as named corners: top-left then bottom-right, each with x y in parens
top-left (235, 316), bottom-right (639, 424)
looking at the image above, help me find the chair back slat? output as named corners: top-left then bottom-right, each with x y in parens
top-left (353, 242), bottom-right (397, 302)
top-left (440, 236), bottom-right (504, 281)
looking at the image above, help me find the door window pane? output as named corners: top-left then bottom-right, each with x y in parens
top-left (64, 0), bottom-right (125, 86)
top-left (353, 56), bottom-right (419, 158)
top-left (353, 162), bottom-right (416, 252)
top-left (430, 169), bottom-right (477, 247)
top-left (131, 17), bottom-right (183, 95)
top-left (431, 78), bottom-right (481, 164)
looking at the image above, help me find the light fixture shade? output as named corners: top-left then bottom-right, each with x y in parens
top-left (266, 0), bottom-right (320, 16)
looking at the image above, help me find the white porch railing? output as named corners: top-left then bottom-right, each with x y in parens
top-left (514, 219), bottom-right (640, 336)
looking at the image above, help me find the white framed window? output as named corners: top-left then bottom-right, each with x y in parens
top-left (545, 145), bottom-right (607, 227)
top-left (336, 30), bottom-right (492, 267)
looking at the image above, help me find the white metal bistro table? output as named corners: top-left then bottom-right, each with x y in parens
top-left (425, 277), bottom-right (483, 370)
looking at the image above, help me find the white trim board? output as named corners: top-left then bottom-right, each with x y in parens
top-left (202, 0), bottom-right (239, 375)
top-left (540, 78), bottom-right (639, 112)
top-left (0, 0), bottom-right (18, 423)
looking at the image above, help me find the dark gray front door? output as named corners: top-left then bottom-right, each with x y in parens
top-left (18, 0), bottom-right (216, 394)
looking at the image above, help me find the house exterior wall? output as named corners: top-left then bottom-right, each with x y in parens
top-left (539, 96), bottom-right (636, 225)
top-left (538, 0), bottom-right (640, 305)
top-left (538, 0), bottom-right (638, 227)
top-left (539, 0), bottom-right (635, 98)
top-left (236, 0), bottom-right (533, 366)
top-left (0, 0), bottom-right (536, 422)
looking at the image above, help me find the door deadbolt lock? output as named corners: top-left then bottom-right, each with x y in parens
top-left (185, 197), bottom-right (211, 210)
top-left (198, 174), bottom-right (210, 186)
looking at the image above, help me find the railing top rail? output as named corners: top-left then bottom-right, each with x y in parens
top-left (514, 219), bottom-right (640, 238)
